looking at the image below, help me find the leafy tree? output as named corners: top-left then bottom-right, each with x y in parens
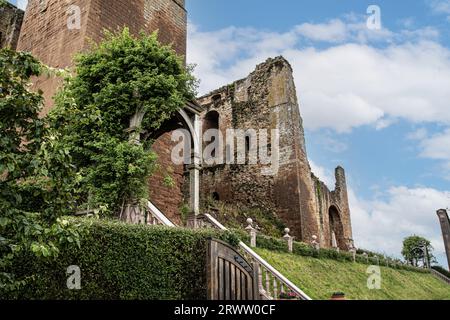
top-left (0, 49), bottom-right (80, 290)
top-left (401, 235), bottom-right (435, 267)
top-left (50, 28), bottom-right (197, 216)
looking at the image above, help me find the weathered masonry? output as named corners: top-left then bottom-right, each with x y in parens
top-left (437, 209), bottom-right (450, 271)
top-left (6, 0), bottom-right (354, 250)
top-left (12, 0), bottom-right (200, 223)
top-left (0, 2), bottom-right (24, 50)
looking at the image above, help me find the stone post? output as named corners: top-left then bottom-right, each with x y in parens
top-left (283, 228), bottom-right (293, 253)
top-left (121, 109), bottom-right (146, 223)
top-left (363, 252), bottom-right (369, 264)
top-left (350, 248), bottom-right (357, 262)
top-left (186, 114), bottom-right (202, 229)
top-left (437, 209), bottom-right (450, 271)
top-left (311, 235), bottom-right (320, 251)
top-left (246, 218), bottom-right (257, 248)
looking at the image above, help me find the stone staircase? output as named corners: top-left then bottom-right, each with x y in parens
top-left (143, 203), bottom-right (312, 300)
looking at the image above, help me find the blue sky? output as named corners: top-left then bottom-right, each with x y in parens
top-left (9, 0), bottom-right (450, 267)
top-left (186, 0), bottom-right (450, 266)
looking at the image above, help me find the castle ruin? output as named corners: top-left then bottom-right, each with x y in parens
top-left (1, 0), bottom-right (353, 250)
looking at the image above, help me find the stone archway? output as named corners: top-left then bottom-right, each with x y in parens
top-left (328, 206), bottom-right (346, 250)
top-left (147, 108), bottom-right (201, 225)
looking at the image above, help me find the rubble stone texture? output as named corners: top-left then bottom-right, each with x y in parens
top-left (198, 58), bottom-right (353, 248)
top-left (0, 2), bottom-right (24, 50)
top-left (7, 0), bottom-right (353, 249)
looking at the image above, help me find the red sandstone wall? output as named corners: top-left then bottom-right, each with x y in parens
top-left (198, 57), bottom-right (323, 242)
top-left (16, 0), bottom-right (186, 112)
top-left (198, 57), bottom-right (353, 247)
top-left (148, 131), bottom-right (186, 226)
top-left (0, 3), bottom-right (24, 50)
top-left (16, 0), bottom-right (188, 222)
top-left (16, 0), bottom-right (91, 113)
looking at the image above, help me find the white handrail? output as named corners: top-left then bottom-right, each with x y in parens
top-left (204, 214), bottom-right (312, 301)
top-left (146, 201), bottom-right (176, 227)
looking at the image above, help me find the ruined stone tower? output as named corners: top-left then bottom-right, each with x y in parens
top-left (198, 57), bottom-right (353, 249)
top-left (6, 0), bottom-right (354, 249)
top-left (16, 0), bottom-right (187, 113)
top-left (0, 2), bottom-right (24, 50)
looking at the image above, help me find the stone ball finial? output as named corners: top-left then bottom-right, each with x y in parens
top-left (246, 218), bottom-right (253, 226)
top-left (284, 228), bottom-right (290, 235)
top-left (312, 235), bottom-right (318, 241)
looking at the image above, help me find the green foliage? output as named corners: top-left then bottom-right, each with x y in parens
top-left (179, 203), bottom-right (191, 224)
top-left (432, 266), bottom-right (450, 278)
top-left (49, 28), bottom-right (197, 216)
top-left (0, 48), bottom-right (80, 289)
top-left (202, 197), bottom-right (286, 237)
top-left (250, 234), bottom-right (428, 273)
top-left (2, 218), bottom-right (236, 300)
top-left (256, 248), bottom-right (450, 300)
top-left (402, 235), bottom-right (435, 267)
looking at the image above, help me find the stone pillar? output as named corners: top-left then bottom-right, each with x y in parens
top-left (283, 228), bottom-right (293, 253)
top-left (335, 166), bottom-right (353, 247)
top-left (121, 110), bottom-right (146, 223)
top-left (311, 235), bottom-right (320, 251)
top-left (437, 209), bottom-right (450, 271)
top-left (186, 114), bottom-right (201, 228)
top-left (246, 219), bottom-right (257, 248)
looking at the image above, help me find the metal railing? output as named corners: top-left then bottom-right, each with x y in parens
top-left (203, 214), bottom-right (312, 301)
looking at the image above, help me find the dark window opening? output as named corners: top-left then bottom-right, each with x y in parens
top-left (203, 111), bottom-right (220, 162)
top-left (212, 192), bottom-right (220, 201)
top-left (245, 136), bottom-right (251, 154)
top-left (212, 94), bottom-right (222, 105)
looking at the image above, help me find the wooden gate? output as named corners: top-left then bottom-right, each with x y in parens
top-left (207, 239), bottom-right (259, 300)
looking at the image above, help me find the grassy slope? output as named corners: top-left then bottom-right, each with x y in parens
top-left (255, 248), bottom-right (450, 300)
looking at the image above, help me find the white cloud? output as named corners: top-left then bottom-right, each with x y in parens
top-left (188, 19), bottom-right (449, 133)
top-left (309, 160), bottom-right (335, 189)
top-left (295, 19), bottom-right (348, 43)
top-left (407, 128), bottom-right (428, 140)
top-left (11, 0), bottom-right (28, 10)
top-left (350, 186), bottom-right (450, 262)
top-left (420, 128), bottom-right (450, 160)
top-left (429, 0), bottom-right (450, 15)
top-left (417, 128), bottom-right (450, 179)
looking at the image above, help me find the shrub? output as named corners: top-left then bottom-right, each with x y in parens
top-left (2, 218), bottom-right (235, 300)
top-left (432, 266), bottom-right (450, 278)
top-left (247, 235), bottom-right (429, 274)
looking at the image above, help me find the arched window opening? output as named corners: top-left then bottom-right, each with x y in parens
top-left (329, 206), bottom-right (345, 250)
top-left (245, 136), bottom-right (251, 154)
top-left (203, 111), bottom-right (220, 160)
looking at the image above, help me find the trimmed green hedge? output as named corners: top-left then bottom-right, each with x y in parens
top-left (249, 235), bottom-right (429, 274)
top-left (2, 218), bottom-right (239, 300)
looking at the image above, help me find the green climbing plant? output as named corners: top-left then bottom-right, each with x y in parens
top-left (50, 28), bottom-right (197, 216)
top-left (0, 48), bottom-right (81, 290)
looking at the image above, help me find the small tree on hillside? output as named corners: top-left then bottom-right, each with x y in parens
top-left (401, 235), bottom-right (435, 268)
top-left (50, 28), bottom-right (197, 217)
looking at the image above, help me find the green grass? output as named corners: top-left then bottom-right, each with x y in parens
top-left (255, 248), bottom-right (450, 300)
